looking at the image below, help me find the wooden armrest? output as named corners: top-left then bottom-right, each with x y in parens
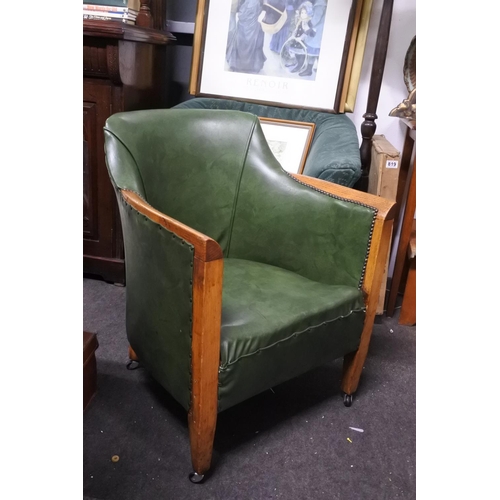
top-left (290, 176), bottom-right (397, 397)
top-left (121, 189), bottom-right (223, 448)
top-left (121, 189), bottom-right (223, 262)
top-left (292, 174), bottom-right (397, 221)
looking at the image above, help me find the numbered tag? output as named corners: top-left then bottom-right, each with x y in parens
top-left (386, 160), bottom-right (399, 169)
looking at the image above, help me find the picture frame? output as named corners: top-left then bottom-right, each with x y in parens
top-left (189, 0), bottom-right (371, 113)
top-left (258, 117), bottom-right (315, 174)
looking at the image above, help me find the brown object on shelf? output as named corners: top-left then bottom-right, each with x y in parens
top-left (136, 0), bottom-right (153, 28)
top-left (84, 331), bottom-right (99, 411)
top-left (368, 135), bottom-right (401, 202)
top-left (83, 9), bottom-right (174, 284)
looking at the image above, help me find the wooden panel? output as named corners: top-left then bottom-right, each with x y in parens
top-left (83, 80), bottom-right (116, 260)
top-left (82, 16), bottom-right (180, 283)
top-left (83, 102), bottom-right (98, 241)
top-left (398, 221), bottom-right (416, 325)
top-left (399, 256), bottom-right (416, 325)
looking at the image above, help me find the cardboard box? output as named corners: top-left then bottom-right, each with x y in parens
top-left (368, 135), bottom-right (401, 314)
top-left (368, 135), bottom-right (401, 202)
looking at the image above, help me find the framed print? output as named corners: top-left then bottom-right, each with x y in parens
top-left (343, 0), bottom-right (373, 112)
top-left (190, 0), bottom-right (369, 113)
top-left (258, 117), bottom-right (315, 174)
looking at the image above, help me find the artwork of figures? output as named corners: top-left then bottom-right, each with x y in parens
top-left (225, 0), bottom-right (328, 81)
top-left (267, 140), bottom-right (287, 161)
top-left (191, 0), bottom-right (368, 112)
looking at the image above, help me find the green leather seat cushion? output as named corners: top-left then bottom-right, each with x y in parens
top-left (218, 258), bottom-right (366, 411)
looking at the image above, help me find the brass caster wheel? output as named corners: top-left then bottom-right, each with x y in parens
top-left (343, 393), bottom-right (353, 407)
top-left (189, 472), bottom-right (205, 484)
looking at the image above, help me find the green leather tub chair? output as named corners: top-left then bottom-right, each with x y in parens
top-left (103, 109), bottom-right (395, 482)
top-left (173, 97), bottom-right (362, 187)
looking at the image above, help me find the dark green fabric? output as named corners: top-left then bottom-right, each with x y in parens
top-left (114, 192), bottom-right (195, 411)
top-left (219, 259), bottom-right (365, 411)
top-left (172, 97), bottom-right (361, 187)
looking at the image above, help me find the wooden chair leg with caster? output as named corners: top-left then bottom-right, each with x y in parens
top-left (341, 211), bottom-right (394, 406)
top-left (126, 345), bottom-right (140, 370)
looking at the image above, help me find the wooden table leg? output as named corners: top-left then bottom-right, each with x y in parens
top-left (386, 159), bottom-right (416, 317)
top-left (399, 255), bottom-right (416, 325)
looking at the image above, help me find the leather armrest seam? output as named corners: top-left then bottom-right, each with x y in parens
top-left (225, 118), bottom-right (258, 257)
top-left (103, 128), bottom-right (147, 198)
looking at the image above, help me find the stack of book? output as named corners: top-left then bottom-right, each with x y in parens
top-left (83, 1), bottom-right (140, 25)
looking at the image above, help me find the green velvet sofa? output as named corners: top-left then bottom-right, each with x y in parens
top-left (173, 97), bottom-right (362, 187)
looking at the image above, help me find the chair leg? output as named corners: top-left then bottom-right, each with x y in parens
top-left (341, 346), bottom-right (369, 405)
top-left (341, 218), bottom-right (395, 405)
top-left (188, 258), bottom-right (222, 482)
top-left (188, 404), bottom-right (217, 483)
top-left (128, 345), bottom-right (139, 361)
top-left (126, 345), bottom-right (140, 370)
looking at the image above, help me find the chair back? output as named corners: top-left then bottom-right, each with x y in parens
top-left (104, 109), bottom-right (259, 255)
top-left (105, 109), bottom-right (376, 289)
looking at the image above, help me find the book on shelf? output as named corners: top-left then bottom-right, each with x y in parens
top-left (83, 4), bottom-right (139, 15)
top-left (83, 13), bottom-right (136, 24)
top-left (83, 0), bottom-right (140, 9)
top-left (83, 3), bottom-right (139, 16)
top-left (83, 9), bottom-right (137, 20)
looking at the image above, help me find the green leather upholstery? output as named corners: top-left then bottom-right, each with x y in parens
top-left (219, 258), bottom-right (365, 411)
top-left (104, 109), bottom-right (377, 413)
top-left (173, 98), bottom-right (362, 187)
top-left (115, 192), bottom-right (195, 411)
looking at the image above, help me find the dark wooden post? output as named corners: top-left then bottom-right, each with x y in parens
top-left (137, 0), bottom-right (154, 28)
top-left (354, 0), bottom-right (394, 192)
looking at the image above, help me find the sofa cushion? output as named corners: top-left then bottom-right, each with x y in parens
top-left (218, 258), bottom-right (365, 411)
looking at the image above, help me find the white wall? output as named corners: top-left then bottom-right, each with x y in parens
top-left (349, 0), bottom-right (416, 157)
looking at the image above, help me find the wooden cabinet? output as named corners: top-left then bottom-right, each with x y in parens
top-left (83, 17), bottom-right (174, 283)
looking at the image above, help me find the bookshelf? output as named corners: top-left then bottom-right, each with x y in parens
top-left (83, 0), bottom-right (174, 283)
top-left (83, 0), bottom-right (166, 30)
